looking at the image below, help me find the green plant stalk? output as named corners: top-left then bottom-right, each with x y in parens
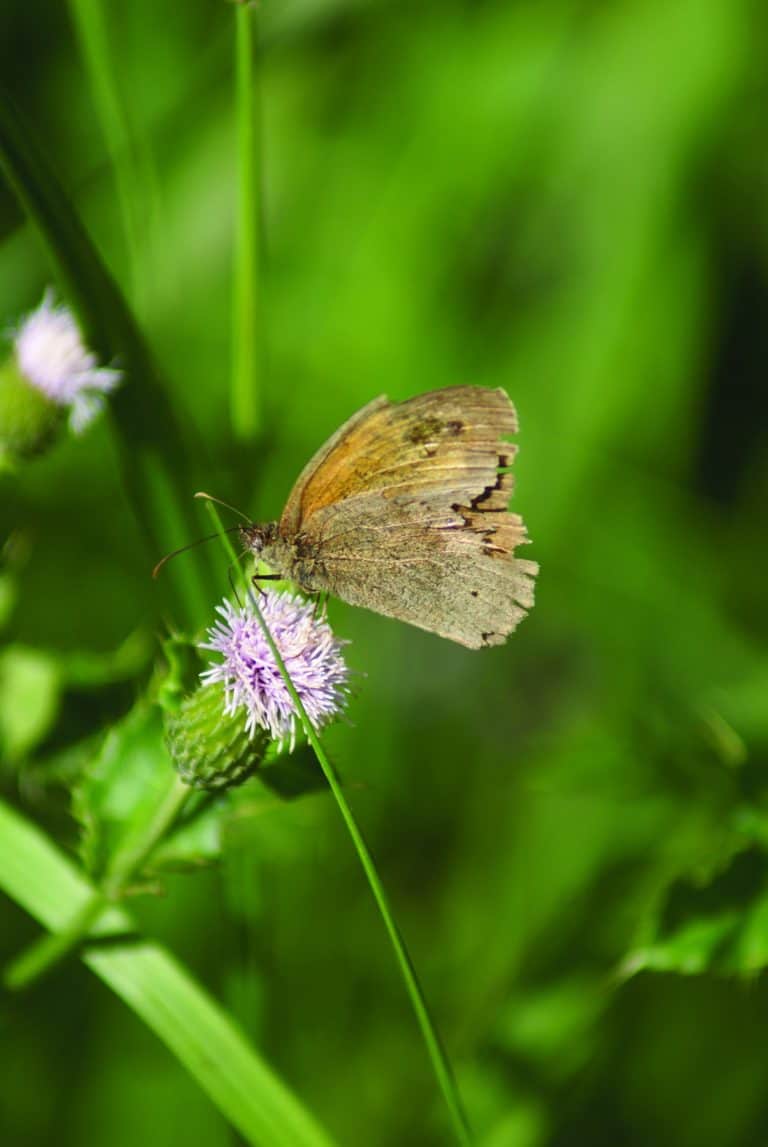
top-left (0, 798), bottom-right (336, 1147)
top-left (4, 774), bottom-right (190, 990)
top-left (232, 2), bottom-right (261, 440)
top-left (0, 92), bottom-right (215, 629)
top-left (203, 500), bottom-right (473, 1146)
top-left (67, 0), bottom-right (143, 297)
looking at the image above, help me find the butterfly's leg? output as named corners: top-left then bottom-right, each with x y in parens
top-left (223, 549), bottom-right (256, 606)
top-left (311, 590), bottom-right (329, 619)
top-left (225, 560), bottom-right (278, 605)
top-left (227, 564), bottom-right (243, 606)
top-left (251, 573), bottom-right (282, 599)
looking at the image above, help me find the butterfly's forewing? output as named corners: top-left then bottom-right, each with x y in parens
top-left (280, 386), bottom-right (538, 648)
top-left (278, 396), bottom-right (386, 535)
top-left (282, 387), bottom-right (512, 531)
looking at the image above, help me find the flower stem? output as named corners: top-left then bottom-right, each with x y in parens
top-left (232, 0), bottom-right (261, 441)
top-left (3, 891), bottom-right (110, 990)
top-left (202, 501), bottom-right (473, 1146)
top-left (4, 774), bottom-right (190, 991)
top-left (104, 773), bottom-right (191, 893)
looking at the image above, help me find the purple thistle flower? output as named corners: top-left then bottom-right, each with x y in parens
top-left (13, 290), bottom-right (122, 433)
top-left (200, 591), bottom-right (351, 749)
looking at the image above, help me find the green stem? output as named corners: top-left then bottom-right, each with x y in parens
top-left (4, 775), bottom-right (190, 991)
top-left (4, 890), bottom-right (109, 990)
top-left (67, 0), bottom-right (143, 299)
top-left (232, 1), bottom-right (261, 441)
top-left (202, 500), bottom-right (473, 1146)
top-left (105, 773), bottom-right (190, 892)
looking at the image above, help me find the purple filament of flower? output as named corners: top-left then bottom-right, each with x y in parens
top-left (200, 591), bottom-right (351, 748)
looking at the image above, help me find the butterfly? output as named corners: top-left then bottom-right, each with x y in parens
top-left (240, 386), bottom-right (538, 648)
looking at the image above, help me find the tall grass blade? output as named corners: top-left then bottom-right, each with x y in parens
top-left (232, 2), bottom-right (262, 441)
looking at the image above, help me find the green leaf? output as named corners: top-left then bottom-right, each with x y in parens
top-left (0, 797), bottom-right (336, 1147)
top-left (56, 627), bottom-right (154, 688)
top-left (73, 699), bottom-right (232, 879)
top-left (257, 743), bottom-right (328, 800)
top-left (0, 644), bottom-right (61, 763)
top-left (0, 632), bottom-right (156, 770)
top-left (494, 976), bottom-right (606, 1082)
top-left (0, 571), bottom-right (18, 631)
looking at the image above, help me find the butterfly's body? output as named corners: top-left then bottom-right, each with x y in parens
top-left (241, 387), bottom-right (538, 648)
top-left (241, 522), bottom-right (325, 593)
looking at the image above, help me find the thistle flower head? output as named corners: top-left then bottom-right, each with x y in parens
top-left (200, 591), bottom-right (351, 749)
top-left (12, 290), bottom-right (122, 433)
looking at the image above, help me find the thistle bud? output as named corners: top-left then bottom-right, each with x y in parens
top-left (164, 680), bottom-right (270, 790)
top-left (0, 291), bottom-right (122, 464)
top-left (0, 353), bottom-right (65, 463)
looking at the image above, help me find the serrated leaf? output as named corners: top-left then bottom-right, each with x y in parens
top-left (0, 644), bottom-right (61, 764)
top-left (24, 730), bottom-right (105, 790)
top-left (73, 701), bottom-right (173, 879)
top-left (149, 791), bottom-right (226, 873)
top-left (709, 667), bottom-right (768, 748)
top-left (622, 847), bottom-right (768, 978)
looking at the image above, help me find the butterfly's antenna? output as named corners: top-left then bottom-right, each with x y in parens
top-left (194, 491), bottom-right (252, 523)
top-left (152, 527), bottom-right (241, 580)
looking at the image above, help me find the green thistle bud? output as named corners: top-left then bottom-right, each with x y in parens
top-left (164, 681), bottom-right (269, 790)
top-left (0, 354), bottom-right (65, 463)
top-left (0, 290), bottom-right (123, 467)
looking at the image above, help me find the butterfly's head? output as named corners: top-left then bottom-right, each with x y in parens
top-left (239, 521), bottom-right (278, 558)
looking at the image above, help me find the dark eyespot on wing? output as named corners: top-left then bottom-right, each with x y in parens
top-left (405, 417), bottom-right (444, 444)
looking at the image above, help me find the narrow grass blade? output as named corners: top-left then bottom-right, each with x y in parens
top-left (232, 2), bottom-right (262, 441)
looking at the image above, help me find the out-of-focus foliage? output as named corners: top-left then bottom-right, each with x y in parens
top-left (1, 0), bottom-right (767, 1145)
top-left (72, 700), bottom-right (220, 880)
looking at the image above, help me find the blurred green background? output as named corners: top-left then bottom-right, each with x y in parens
top-left (1, 0), bottom-right (767, 1144)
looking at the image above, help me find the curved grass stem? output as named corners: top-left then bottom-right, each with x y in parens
top-left (203, 500), bottom-right (473, 1146)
